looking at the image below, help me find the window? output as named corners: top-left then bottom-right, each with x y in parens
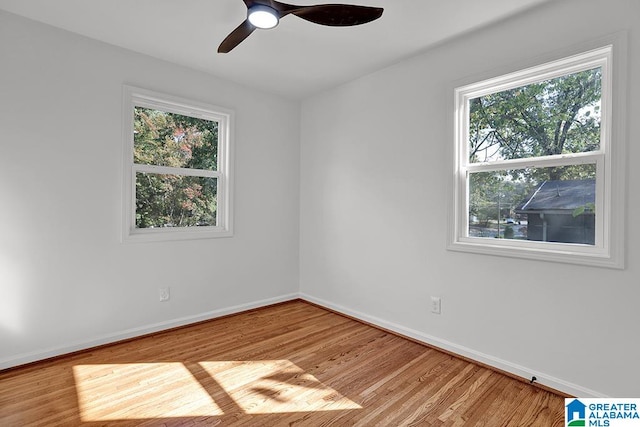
top-left (123, 86), bottom-right (233, 241)
top-left (450, 45), bottom-right (625, 268)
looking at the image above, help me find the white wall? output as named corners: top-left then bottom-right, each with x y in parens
top-left (0, 10), bottom-right (300, 367)
top-left (300, 0), bottom-right (639, 397)
top-left (2, 0), bottom-right (638, 400)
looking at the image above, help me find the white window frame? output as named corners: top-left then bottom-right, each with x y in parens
top-left (449, 43), bottom-right (626, 268)
top-left (122, 86), bottom-right (234, 242)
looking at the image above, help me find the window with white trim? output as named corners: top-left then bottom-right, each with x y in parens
top-left (450, 45), bottom-right (624, 268)
top-left (123, 86), bottom-right (233, 241)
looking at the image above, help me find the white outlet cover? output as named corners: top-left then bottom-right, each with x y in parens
top-left (431, 296), bottom-right (441, 314)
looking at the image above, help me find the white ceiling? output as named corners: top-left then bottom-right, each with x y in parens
top-left (0, 0), bottom-right (551, 99)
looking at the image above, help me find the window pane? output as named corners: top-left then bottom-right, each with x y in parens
top-left (135, 172), bottom-right (217, 229)
top-left (469, 67), bottom-right (601, 163)
top-left (134, 107), bottom-right (218, 171)
top-left (469, 164), bottom-right (596, 244)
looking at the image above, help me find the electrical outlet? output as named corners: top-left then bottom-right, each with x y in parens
top-left (159, 287), bottom-right (170, 302)
top-left (431, 296), bottom-right (441, 314)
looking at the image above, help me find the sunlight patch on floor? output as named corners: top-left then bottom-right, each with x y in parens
top-left (73, 360), bottom-right (361, 421)
top-left (72, 363), bottom-right (223, 421)
top-left (199, 360), bottom-right (362, 414)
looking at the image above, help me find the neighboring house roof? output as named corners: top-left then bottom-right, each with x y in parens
top-left (516, 179), bottom-right (595, 214)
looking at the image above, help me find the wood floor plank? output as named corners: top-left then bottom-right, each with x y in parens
top-left (0, 300), bottom-right (565, 426)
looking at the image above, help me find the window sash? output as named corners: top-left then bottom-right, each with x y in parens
top-left (459, 154), bottom-right (605, 247)
top-left (129, 165), bottom-right (225, 232)
top-left (464, 151), bottom-right (602, 174)
top-left (133, 164), bottom-right (221, 179)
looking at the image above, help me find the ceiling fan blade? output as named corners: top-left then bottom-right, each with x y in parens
top-left (291, 4), bottom-right (383, 27)
top-left (218, 19), bottom-right (256, 53)
top-left (217, 1), bottom-right (383, 53)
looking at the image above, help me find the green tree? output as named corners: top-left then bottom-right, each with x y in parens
top-left (133, 107), bottom-right (218, 228)
top-left (469, 67), bottom-right (601, 171)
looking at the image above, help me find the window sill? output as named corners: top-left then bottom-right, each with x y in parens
top-left (123, 226), bottom-right (233, 243)
top-left (447, 237), bottom-right (623, 269)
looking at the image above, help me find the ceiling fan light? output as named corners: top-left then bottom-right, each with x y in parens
top-left (248, 5), bottom-right (279, 29)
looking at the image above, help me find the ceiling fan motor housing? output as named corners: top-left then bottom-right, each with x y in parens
top-left (248, 4), bottom-right (279, 29)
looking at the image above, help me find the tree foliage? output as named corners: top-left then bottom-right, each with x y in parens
top-left (134, 107), bottom-right (218, 228)
top-left (469, 67), bottom-right (601, 167)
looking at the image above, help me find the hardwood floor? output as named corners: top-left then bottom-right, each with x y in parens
top-left (0, 300), bottom-right (565, 426)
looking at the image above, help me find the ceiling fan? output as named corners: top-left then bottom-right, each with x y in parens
top-left (218, 0), bottom-right (384, 53)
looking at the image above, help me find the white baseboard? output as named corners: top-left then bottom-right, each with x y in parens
top-left (0, 293), bottom-right (299, 371)
top-left (299, 292), bottom-right (607, 398)
top-left (2, 291), bottom-right (607, 398)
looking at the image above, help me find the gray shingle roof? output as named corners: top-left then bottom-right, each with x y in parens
top-left (516, 179), bottom-right (595, 213)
